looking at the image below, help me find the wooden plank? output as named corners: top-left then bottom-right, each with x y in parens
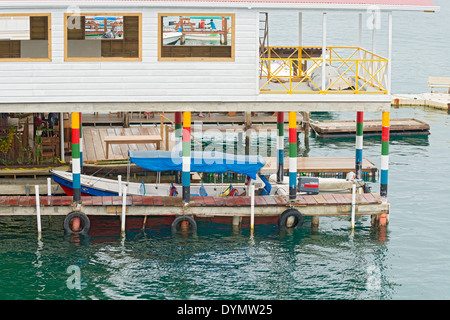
top-left (130, 127), bottom-right (148, 151)
top-left (97, 128), bottom-right (111, 160)
top-left (312, 194), bottom-right (328, 205)
top-left (113, 127), bottom-right (130, 158)
top-left (91, 128), bottom-right (106, 162)
top-left (332, 193), bottom-right (347, 205)
top-left (362, 193), bottom-right (377, 203)
top-left (322, 193), bottom-right (338, 204)
top-left (356, 194), bottom-right (369, 204)
top-left (302, 195), bottom-right (317, 205)
top-left (81, 127), bottom-right (95, 162)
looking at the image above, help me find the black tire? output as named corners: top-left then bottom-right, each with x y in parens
top-left (63, 211), bottom-right (90, 235)
top-left (278, 209), bottom-right (303, 229)
top-left (171, 215), bottom-right (197, 233)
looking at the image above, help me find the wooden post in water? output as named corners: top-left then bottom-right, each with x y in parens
top-left (71, 112), bottom-right (81, 203)
top-left (289, 112), bottom-right (297, 200)
top-left (276, 112), bottom-right (284, 183)
top-left (303, 112), bottom-right (310, 149)
top-left (182, 112), bottom-right (191, 204)
top-left (355, 111), bottom-right (364, 180)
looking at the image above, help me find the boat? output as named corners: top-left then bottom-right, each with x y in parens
top-left (163, 31), bottom-right (182, 45)
top-left (51, 150), bottom-right (268, 197)
top-left (52, 150), bottom-right (364, 198)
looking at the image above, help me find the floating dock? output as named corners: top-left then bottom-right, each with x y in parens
top-left (310, 118), bottom-right (430, 138)
top-left (261, 157), bottom-right (377, 177)
top-left (392, 93), bottom-right (450, 111)
top-left (0, 193), bottom-right (389, 231)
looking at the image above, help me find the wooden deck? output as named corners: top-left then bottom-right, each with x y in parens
top-left (310, 118), bottom-right (430, 138)
top-left (261, 157), bottom-right (377, 176)
top-left (0, 193), bottom-right (388, 218)
top-left (82, 126), bottom-right (162, 162)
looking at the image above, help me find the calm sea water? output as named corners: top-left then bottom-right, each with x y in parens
top-left (0, 2), bottom-right (449, 300)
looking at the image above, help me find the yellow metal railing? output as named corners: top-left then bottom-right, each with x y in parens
top-left (259, 46), bottom-right (389, 94)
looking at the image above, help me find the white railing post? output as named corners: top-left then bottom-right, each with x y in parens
top-left (351, 182), bottom-right (356, 230)
top-left (35, 185), bottom-right (41, 235)
top-left (118, 175), bottom-right (122, 196)
top-left (121, 186), bottom-right (127, 234)
top-left (47, 177), bottom-right (51, 196)
top-left (250, 183), bottom-right (255, 233)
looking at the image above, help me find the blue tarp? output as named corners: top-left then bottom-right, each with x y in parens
top-left (128, 150), bottom-right (266, 180)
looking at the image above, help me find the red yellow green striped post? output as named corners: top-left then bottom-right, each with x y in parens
top-left (289, 111), bottom-right (297, 200)
top-left (380, 111), bottom-right (390, 200)
top-left (79, 112), bottom-right (83, 174)
top-left (182, 112), bottom-right (191, 203)
top-left (355, 112), bottom-right (363, 179)
top-left (71, 112), bottom-right (81, 202)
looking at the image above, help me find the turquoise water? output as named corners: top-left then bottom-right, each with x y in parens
top-left (1, 2), bottom-right (450, 300)
top-left (1, 106), bottom-right (449, 300)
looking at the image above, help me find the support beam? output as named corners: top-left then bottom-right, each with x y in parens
top-left (182, 111), bottom-right (191, 204)
top-left (276, 112), bottom-right (284, 183)
top-left (289, 112), bottom-right (297, 200)
top-left (298, 12), bottom-right (302, 47)
top-left (174, 112), bottom-right (182, 184)
top-left (380, 111), bottom-right (390, 201)
top-left (322, 12), bottom-right (327, 92)
top-left (358, 13), bottom-right (362, 49)
top-left (387, 12), bottom-right (393, 95)
top-left (355, 111), bottom-right (364, 179)
top-left (59, 112), bottom-right (65, 162)
top-left (71, 112), bottom-right (81, 203)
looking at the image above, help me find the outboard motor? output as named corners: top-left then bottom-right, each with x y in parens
top-left (298, 177), bottom-right (319, 195)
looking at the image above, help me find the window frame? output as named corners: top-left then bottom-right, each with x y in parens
top-left (158, 13), bottom-right (235, 62)
top-left (0, 13), bottom-right (52, 62)
top-left (64, 12), bottom-right (142, 62)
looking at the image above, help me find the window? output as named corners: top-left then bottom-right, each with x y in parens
top-left (64, 13), bottom-right (141, 61)
top-left (159, 13), bottom-right (234, 61)
top-left (0, 13), bottom-right (51, 61)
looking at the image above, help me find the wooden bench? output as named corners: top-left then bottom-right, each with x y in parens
top-left (104, 135), bottom-right (162, 159)
top-left (428, 76), bottom-right (450, 93)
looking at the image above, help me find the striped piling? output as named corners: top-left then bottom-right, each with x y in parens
top-left (79, 113), bottom-right (83, 174)
top-left (182, 112), bottom-right (191, 204)
top-left (175, 112), bottom-right (182, 184)
top-left (276, 112), bottom-right (284, 183)
top-left (289, 112), bottom-right (297, 200)
top-left (355, 111), bottom-right (364, 180)
top-left (71, 112), bottom-right (81, 202)
top-left (380, 111), bottom-right (390, 200)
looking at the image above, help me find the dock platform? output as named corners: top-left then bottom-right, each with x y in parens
top-left (310, 118), bottom-right (430, 138)
top-left (0, 194), bottom-right (388, 231)
top-left (261, 157), bottom-right (377, 177)
top-left (392, 93), bottom-right (450, 111)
